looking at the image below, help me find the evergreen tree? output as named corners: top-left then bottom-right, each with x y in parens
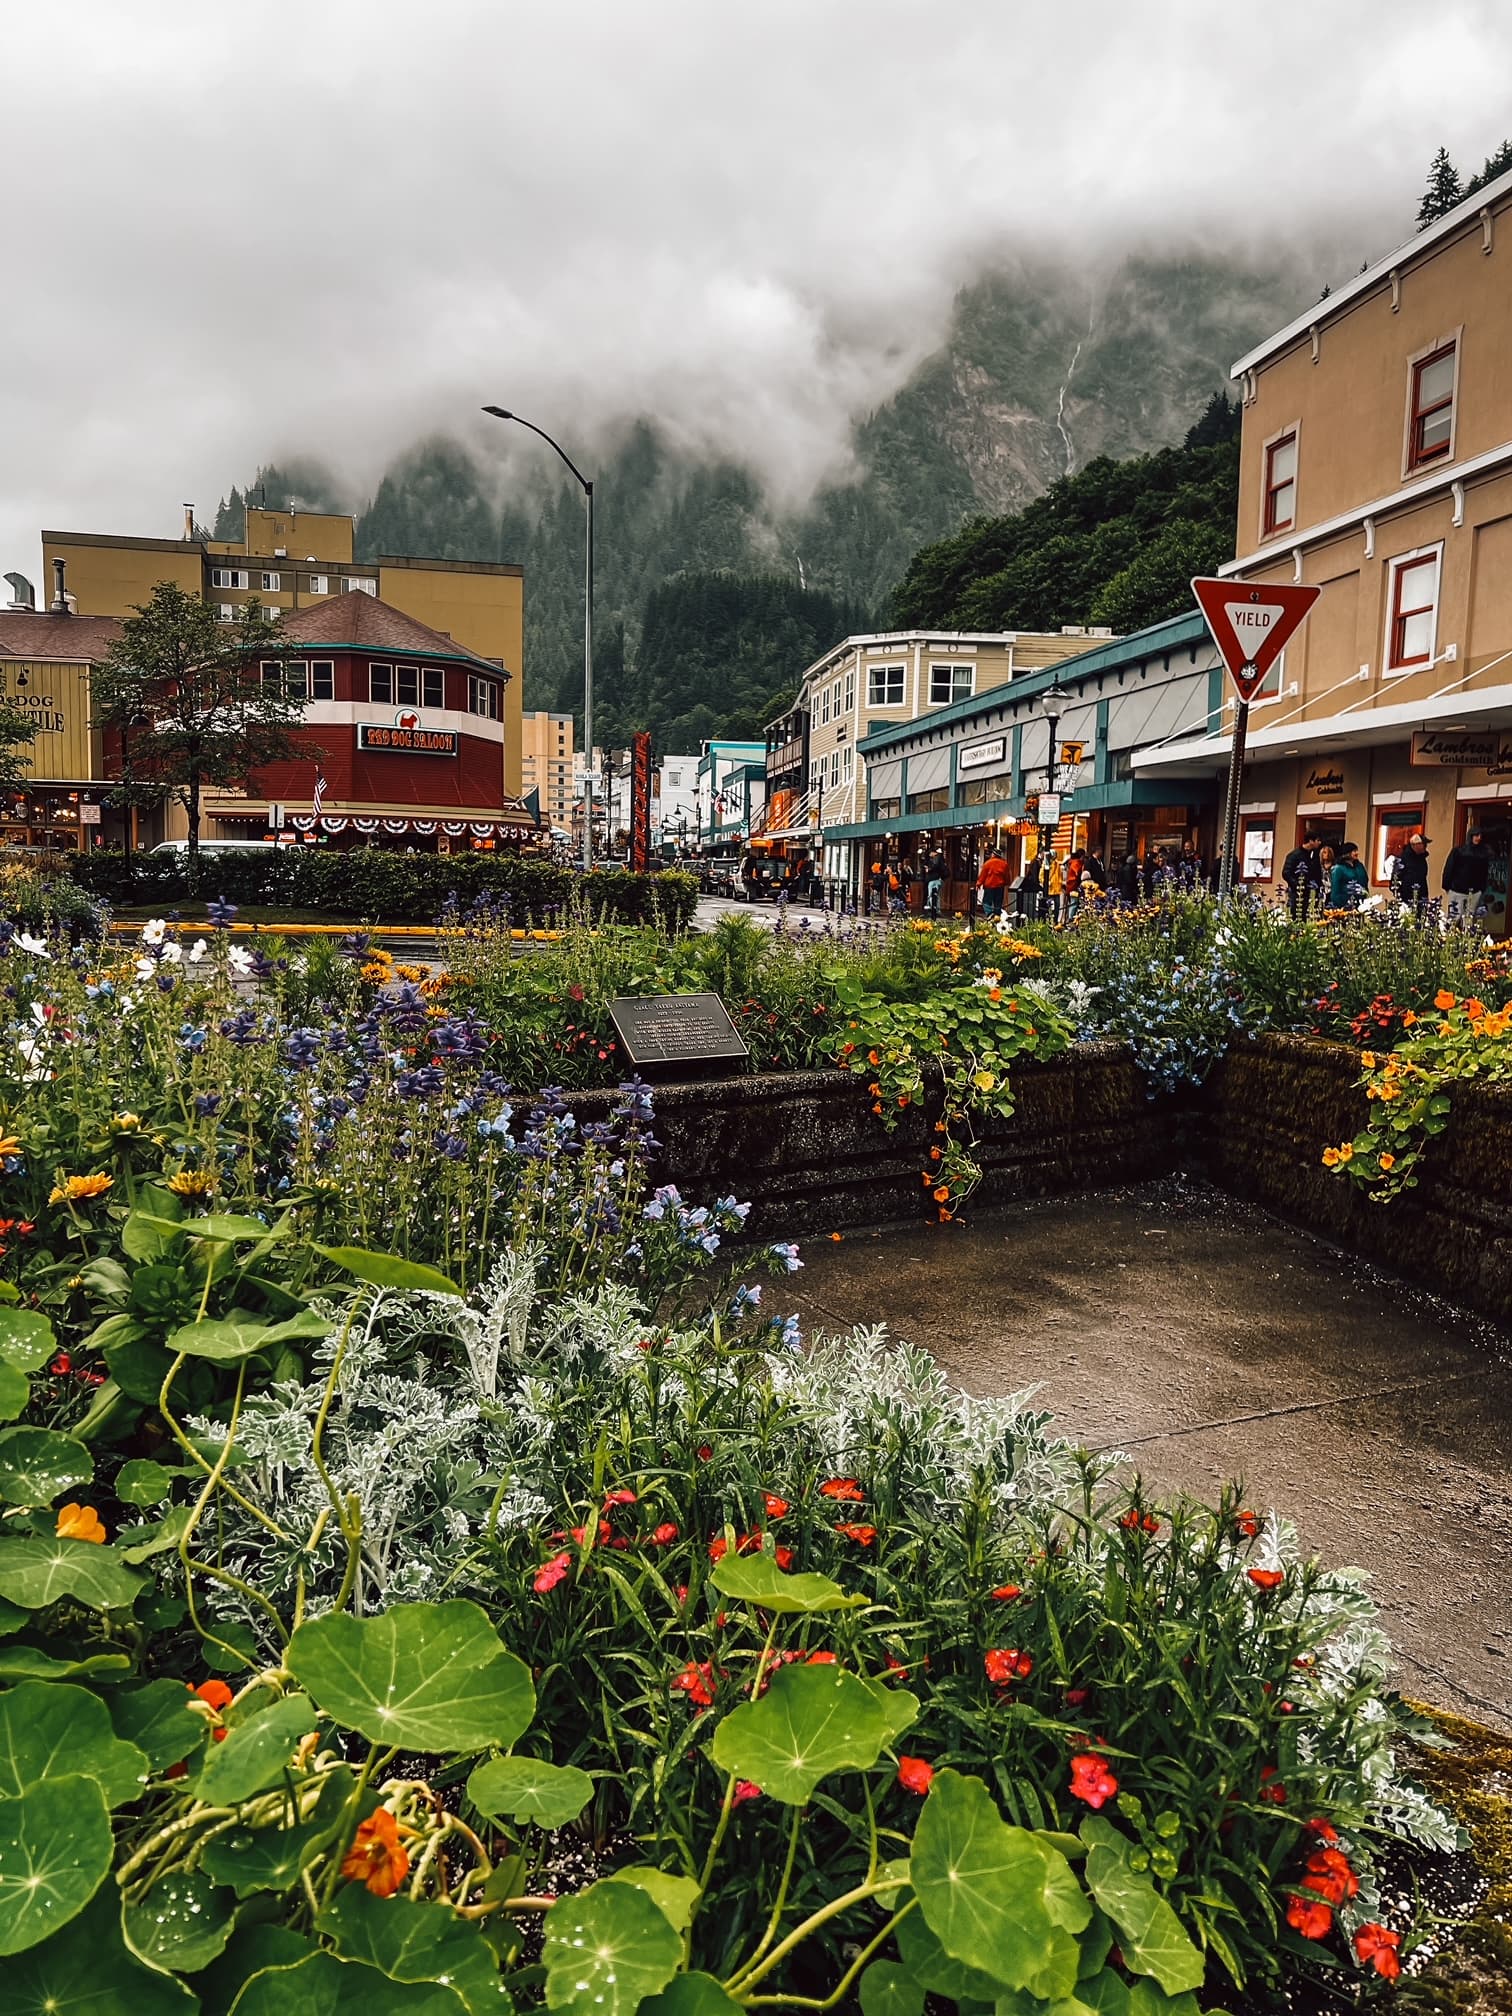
top-left (1465, 138), bottom-right (1512, 199)
top-left (1417, 147), bottom-right (1464, 228)
top-left (93, 583), bottom-right (314, 886)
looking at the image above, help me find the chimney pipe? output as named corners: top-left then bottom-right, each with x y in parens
top-left (183, 504), bottom-right (196, 541)
top-left (50, 557), bottom-right (71, 616)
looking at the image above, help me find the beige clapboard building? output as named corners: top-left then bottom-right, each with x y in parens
top-left (1136, 163), bottom-right (1512, 924)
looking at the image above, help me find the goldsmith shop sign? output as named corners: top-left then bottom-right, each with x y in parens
top-left (1411, 729), bottom-right (1512, 773)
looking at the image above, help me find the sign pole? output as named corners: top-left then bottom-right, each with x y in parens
top-left (1217, 690), bottom-right (1250, 901)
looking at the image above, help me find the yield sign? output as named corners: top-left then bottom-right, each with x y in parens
top-left (1191, 576), bottom-right (1321, 702)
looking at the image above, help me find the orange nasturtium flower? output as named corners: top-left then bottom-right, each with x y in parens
top-left (55, 1502), bottom-right (106, 1544)
top-left (48, 1172), bottom-right (113, 1206)
top-left (1378, 1152), bottom-right (1396, 1172)
top-left (1434, 988), bottom-right (1457, 1011)
top-left (341, 1808), bottom-right (411, 1896)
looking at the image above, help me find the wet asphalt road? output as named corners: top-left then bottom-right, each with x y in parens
top-left (788, 1179), bottom-right (1512, 1731)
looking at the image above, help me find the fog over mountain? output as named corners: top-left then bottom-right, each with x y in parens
top-left (5, 0), bottom-right (1511, 590)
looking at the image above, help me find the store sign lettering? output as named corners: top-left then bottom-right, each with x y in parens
top-left (357, 724), bottom-right (459, 756)
top-left (1303, 766), bottom-right (1344, 797)
top-left (0, 666), bottom-right (68, 736)
top-left (1410, 729), bottom-right (1512, 774)
top-left (958, 736), bottom-right (1006, 773)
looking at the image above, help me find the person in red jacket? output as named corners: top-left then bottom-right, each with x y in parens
top-left (977, 846), bottom-right (1010, 918)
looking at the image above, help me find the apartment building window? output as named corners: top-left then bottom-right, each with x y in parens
top-left (344, 575), bottom-right (378, 595)
top-left (260, 603), bottom-right (279, 622)
top-left (929, 661), bottom-right (975, 705)
top-left (211, 568), bottom-right (249, 590)
top-left (830, 678), bottom-right (842, 718)
top-left (842, 746), bottom-right (853, 780)
top-left (842, 667), bottom-right (856, 713)
top-left (1408, 343), bottom-right (1456, 469)
top-left (309, 574), bottom-right (328, 595)
top-left (218, 604), bottom-right (235, 622)
top-left (261, 571), bottom-right (281, 592)
top-left (1386, 550), bottom-right (1440, 671)
top-left (1263, 433), bottom-right (1297, 535)
top-left (867, 662), bottom-right (905, 706)
top-left (819, 684), bottom-right (831, 726)
top-left (469, 675), bottom-right (501, 719)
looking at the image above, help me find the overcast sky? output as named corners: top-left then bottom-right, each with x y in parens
top-left (4, 0), bottom-right (1511, 577)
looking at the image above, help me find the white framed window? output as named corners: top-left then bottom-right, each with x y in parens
top-left (387, 665), bottom-right (443, 708)
top-left (929, 661), bottom-right (975, 705)
top-left (260, 602), bottom-right (279, 622)
top-left (819, 684), bottom-right (831, 726)
top-left (343, 575), bottom-right (378, 595)
top-left (469, 674), bottom-right (501, 719)
top-left (369, 662), bottom-right (393, 702)
top-left (829, 749), bottom-right (841, 788)
top-left (842, 667), bottom-right (856, 713)
top-left (1385, 547), bottom-right (1441, 673)
top-left (1406, 340), bottom-right (1457, 472)
top-left (843, 745), bottom-right (853, 780)
top-left (830, 677), bottom-right (842, 718)
top-left (211, 567), bottom-right (249, 590)
top-left (310, 659), bottom-right (334, 700)
top-left (261, 571), bottom-right (281, 592)
top-left (218, 603), bottom-right (235, 622)
top-left (867, 662), bottom-right (905, 707)
top-left (309, 574), bottom-right (328, 595)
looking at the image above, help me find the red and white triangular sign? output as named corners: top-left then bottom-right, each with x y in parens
top-left (1191, 577), bottom-right (1321, 702)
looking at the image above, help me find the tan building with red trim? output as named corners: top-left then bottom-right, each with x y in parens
top-left (1135, 164), bottom-right (1512, 927)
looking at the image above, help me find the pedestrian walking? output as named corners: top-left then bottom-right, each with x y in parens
top-left (1044, 850), bottom-right (1064, 923)
top-left (1117, 852), bottom-right (1141, 902)
top-left (976, 845), bottom-right (1009, 919)
top-left (924, 843), bottom-right (947, 919)
top-left (1282, 833), bottom-right (1324, 917)
top-left (867, 858), bottom-right (886, 916)
top-left (1442, 826), bottom-right (1491, 921)
top-left (1329, 840), bottom-right (1368, 909)
top-left (887, 858), bottom-right (913, 918)
top-left (1391, 833), bottom-right (1430, 909)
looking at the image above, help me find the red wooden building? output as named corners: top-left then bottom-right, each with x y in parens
top-left (203, 590), bottom-right (540, 850)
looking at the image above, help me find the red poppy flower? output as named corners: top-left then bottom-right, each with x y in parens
top-left (897, 1756), bottom-right (934, 1795)
top-left (671, 1661), bottom-right (717, 1708)
top-left (1063, 1687), bottom-right (1090, 1707)
top-left (834, 1522), bottom-right (878, 1545)
top-left (647, 1522), bottom-right (679, 1546)
top-left (732, 1780), bottom-right (762, 1804)
top-left (1248, 1567), bottom-right (1285, 1590)
top-left (820, 1478), bottom-right (865, 1501)
top-left (1117, 1509), bottom-right (1160, 1535)
top-left (1305, 1817), bottom-right (1339, 1844)
top-left (342, 1809), bottom-right (410, 1897)
top-left (984, 1648), bottom-right (1033, 1685)
top-left (697, 1444), bottom-right (714, 1462)
top-left (1259, 1766), bottom-right (1288, 1806)
top-left (990, 1584), bottom-right (1023, 1602)
top-left (763, 1493), bottom-right (789, 1518)
top-left (772, 1546), bottom-right (795, 1571)
top-left (1285, 1893), bottom-right (1333, 1940)
top-left (533, 1550), bottom-right (572, 1594)
top-left (1304, 1847), bottom-right (1359, 1903)
top-left (1236, 1509), bottom-right (1261, 1537)
top-left (602, 1488), bottom-right (637, 1509)
top-left (1068, 1753), bottom-right (1119, 1809)
top-left (708, 1537), bottom-right (731, 1563)
top-left (1353, 1923), bottom-right (1401, 1980)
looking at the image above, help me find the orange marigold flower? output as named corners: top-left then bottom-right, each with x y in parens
top-left (819, 1477), bottom-right (864, 1501)
top-left (55, 1502), bottom-right (106, 1544)
top-left (897, 1755), bottom-right (934, 1795)
top-left (342, 1809), bottom-right (410, 1897)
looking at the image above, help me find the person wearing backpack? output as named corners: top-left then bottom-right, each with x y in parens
top-left (887, 858), bottom-right (912, 918)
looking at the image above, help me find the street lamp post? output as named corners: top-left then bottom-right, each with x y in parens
top-left (482, 406), bottom-right (595, 872)
top-left (1036, 681), bottom-right (1066, 922)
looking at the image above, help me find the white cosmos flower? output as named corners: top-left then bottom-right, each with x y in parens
top-left (141, 919), bottom-right (167, 946)
top-left (159, 942), bottom-right (183, 966)
top-left (16, 933), bottom-right (49, 958)
top-left (188, 939), bottom-right (209, 964)
top-left (226, 945), bottom-right (254, 976)
top-left (134, 957), bottom-right (155, 981)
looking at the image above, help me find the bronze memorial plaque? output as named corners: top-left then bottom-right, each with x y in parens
top-left (608, 992), bottom-right (750, 1075)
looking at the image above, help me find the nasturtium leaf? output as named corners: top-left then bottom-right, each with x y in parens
top-left (0, 1594), bottom-right (26, 1630)
top-left (858, 1961), bottom-right (926, 2016)
top-left (203, 1768), bottom-right (352, 1897)
top-left (639, 1974), bottom-right (744, 2016)
top-left (314, 1245), bottom-right (463, 1298)
top-left (123, 1867), bottom-right (236, 1974)
top-left (121, 1504), bottom-right (193, 1563)
top-left (894, 1901), bottom-right (1007, 2003)
top-left (467, 1756), bottom-right (592, 1829)
top-left (0, 1310), bottom-right (56, 1373)
top-left (710, 1662), bottom-right (890, 1803)
top-left (1073, 1970), bottom-right (1132, 2014)
top-left (0, 1427), bottom-right (92, 1506)
top-left (910, 1770), bottom-right (1088, 2001)
top-left (195, 1927), bottom-right (314, 2016)
top-left (229, 1950), bottom-right (470, 2014)
top-left (0, 1776), bottom-right (112, 1955)
top-left (105, 1678), bottom-right (205, 1772)
top-left (258, 1309), bottom-right (334, 1347)
top-left (1078, 1906), bottom-right (1116, 1981)
top-left (1125, 1983), bottom-right (1200, 2016)
top-left (0, 1537), bottom-right (144, 1611)
top-left (103, 1327), bottom-right (174, 1405)
top-left (122, 1192), bottom-right (184, 1263)
top-left (0, 1361), bottom-right (28, 1420)
top-left (542, 1880), bottom-right (682, 2016)
top-left (1080, 1817), bottom-right (1206, 1997)
top-left (709, 1553), bottom-right (867, 1614)
top-left (288, 1600), bottom-right (534, 1751)
top-left (116, 1458), bottom-right (175, 1506)
top-left (859, 1674), bottom-right (919, 1747)
top-left (0, 1885), bottom-right (197, 2014)
top-left (319, 1885), bottom-right (513, 2013)
top-left (194, 1692), bottom-right (317, 1805)
top-left (0, 1646), bottom-right (130, 1685)
top-left (166, 1316), bottom-right (269, 1364)
top-left (0, 1682), bottom-right (147, 1807)
top-left (603, 1866), bottom-right (702, 1935)
top-left (201, 1617), bottom-right (259, 1675)
top-left (873, 1856), bottom-right (911, 1903)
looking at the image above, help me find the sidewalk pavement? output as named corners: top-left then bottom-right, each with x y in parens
top-left (788, 1178), bottom-right (1512, 1731)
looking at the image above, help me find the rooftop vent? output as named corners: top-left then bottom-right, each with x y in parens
top-left (4, 572), bottom-right (36, 612)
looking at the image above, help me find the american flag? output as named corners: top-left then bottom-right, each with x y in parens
top-left (312, 771), bottom-right (327, 820)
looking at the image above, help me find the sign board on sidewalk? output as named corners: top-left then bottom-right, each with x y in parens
top-left (1038, 792), bottom-right (1062, 826)
top-left (1191, 577), bottom-right (1321, 703)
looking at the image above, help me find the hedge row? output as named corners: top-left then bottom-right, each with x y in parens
top-left (67, 848), bottom-right (699, 928)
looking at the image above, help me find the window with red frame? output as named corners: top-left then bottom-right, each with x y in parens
top-left (1409, 346), bottom-right (1455, 467)
top-left (1388, 554), bottom-right (1438, 669)
top-left (1263, 434), bottom-right (1297, 534)
top-left (1373, 806), bottom-right (1424, 884)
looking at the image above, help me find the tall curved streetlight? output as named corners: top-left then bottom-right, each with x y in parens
top-left (482, 407), bottom-right (595, 871)
top-left (1036, 679), bottom-right (1067, 921)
